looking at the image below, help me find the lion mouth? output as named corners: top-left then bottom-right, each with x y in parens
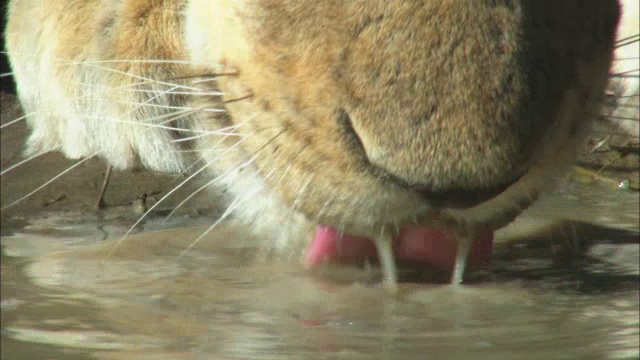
top-left (305, 225), bottom-right (493, 276)
top-left (302, 177), bottom-right (519, 278)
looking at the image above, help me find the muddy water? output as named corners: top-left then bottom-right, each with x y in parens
top-left (1, 181), bottom-right (638, 360)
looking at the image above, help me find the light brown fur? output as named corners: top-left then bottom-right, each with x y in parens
top-left (5, 1), bottom-right (623, 280)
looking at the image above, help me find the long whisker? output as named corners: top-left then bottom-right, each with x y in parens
top-left (616, 36), bottom-right (640, 48)
top-left (172, 123), bottom-right (244, 143)
top-left (107, 136), bottom-right (250, 256)
top-left (163, 128), bottom-right (286, 223)
top-left (81, 114), bottom-right (222, 134)
top-left (272, 145), bottom-right (308, 190)
top-left (610, 72), bottom-right (640, 78)
top-left (78, 62), bottom-right (203, 92)
top-left (90, 73), bottom-right (228, 92)
top-left (115, 81), bottom-right (220, 137)
top-left (178, 196), bottom-right (241, 258)
top-left (115, 89), bottom-right (225, 97)
top-left (604, 94), bottom-right (640, 99)
top-left (291, 175), bottom-right (314, 212)
top-left (1, 154), bottom-right (97, 210)
top-left (182, 140), bottom-right (228, 172)
top-left (180, 74), bottom-right (237, 83)
top-left (106, 100), bottom-right (212, 112)
top-left (0, 152), bottom-right (44, 176)
top-left (179, 164), bottom-right (278, 258)
top-left (153, 107), bottom-right (223, 126)
top-left (0, 112), bottom-right (34, 129)
top-left (63, 59), bottom-right (201, 66)
top-left (121, 85), bottom-right (189, 120)
top-left (159, 71), bottom-right (237, 83)
top-left (604, 114), bottom-right (640, 122)
top-left (162, 144), bottom-right (253, 223)
top-left (1, 53), bottom-right (207, 93)
top-left (77, 76), bottom-right (224, 97)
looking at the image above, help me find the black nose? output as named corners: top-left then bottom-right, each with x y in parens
top-left (354, 146), bottom-right (520, 209)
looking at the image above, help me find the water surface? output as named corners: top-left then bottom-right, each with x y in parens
top-left (1, 181), bottom-right (638, 360)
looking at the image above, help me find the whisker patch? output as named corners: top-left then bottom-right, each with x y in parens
top-left (1, 154), bottom-right (97, 210)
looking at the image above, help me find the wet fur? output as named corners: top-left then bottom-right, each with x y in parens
top-left (4, 1), bottom-right (630, 258)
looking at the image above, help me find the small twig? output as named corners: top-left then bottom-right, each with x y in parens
top-left (95, 165), bottom-right (113, 210)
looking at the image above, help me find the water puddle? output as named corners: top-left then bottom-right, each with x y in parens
top-left (1, 182), bottom-right (638, 359)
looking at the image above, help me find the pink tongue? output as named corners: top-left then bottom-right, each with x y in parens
top-left (306, 225), bottom-right (493, 273)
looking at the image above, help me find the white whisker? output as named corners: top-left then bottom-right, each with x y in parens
top-left (610, 71), bottom-right (640, 78)
top-left (121, 85), bottom-right (187, 120)
top-left (183, 142), bottom-right (222, 172)
top-left (179, 164), bottom-right (278, 258)
top-left (149, 106), bottom-right (221, 126)
top-left (121, 102), bottom-right (219, 111)
top-left (0, 152), bottom-right (43, 176)
top-left (172, 132), bottom-right (228, 143)
top-left (179, 196), bottom-right (240, 258)
top-left (108, 137), bottom-right (250, 256)
top-left (291, 175), bottom-right (313, 211)
top-left (616, 36), bottom-right (640, 48)
top-left (1, 154), bottom-right (97, 210)
top-left (164, 127), bottom-right (284, 224)
top-left (314, 195), bottom-right (334, 223)
top-left (119, 89), bottom-right (224, 97)
top-left (163, 143), bottom-right (256, 222)
top-left (176, 149), bottom-right (209, 154)
top-left (172, 124), bottom-right (243, 143)
top-left (78, 79), bottom-right (165, 92)
top-left (0, 112), bottom-right (33, 129)
top-left (78, 62), bottom-right (203, 92)
top-left (64, 59), bottom-right (203, 66)
top-left (190, 76), bottom-right (233, 85)
top-left (78, 114), bottom-right (213, 134)
top-left (77, 78), bottom-right (224, 97)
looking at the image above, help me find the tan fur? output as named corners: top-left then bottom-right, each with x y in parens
top-left (6, 0), bottom-right (195, 172)
top-left (5, 1), bottom-right (622, 258)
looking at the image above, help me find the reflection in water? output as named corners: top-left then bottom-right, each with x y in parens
top-left (1, 183), bottom-right (638, 359)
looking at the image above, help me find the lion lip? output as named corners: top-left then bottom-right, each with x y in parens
top-left (305, 225), bottom-right (493, 274)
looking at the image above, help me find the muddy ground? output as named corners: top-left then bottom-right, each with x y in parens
top-left (0, 92), bottom-right (218, 227)
top-left (1, 92), bottom-right (638, 226)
